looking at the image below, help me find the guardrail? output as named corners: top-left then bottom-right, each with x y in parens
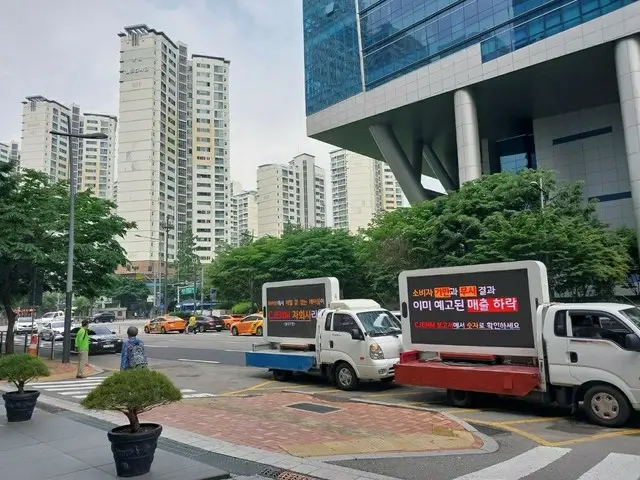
top-left (0, 331), bottom-right (56, 359)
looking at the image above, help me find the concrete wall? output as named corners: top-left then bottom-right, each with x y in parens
top-left (534, 103), bottom-right (634, 229)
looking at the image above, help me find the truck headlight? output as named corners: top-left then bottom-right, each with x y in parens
top-left (369, 343), bottom-right (385, 360)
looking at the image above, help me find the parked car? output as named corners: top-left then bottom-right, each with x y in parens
top-left (90, 311), bottom-right (116, 323)
top-left (230, 314), bottom-right (263, 336)
top-left (192, 316), bottom-right (224, 333)
top-left (40, 320), bottom-right (68, 341)
top-left (13, 317), bottom-right (38, 334)
top-left (143, 315), bottom-right (186, 334)
top-left (70, 325), bottom-right (122, 354)
top-left (221, 314), bottom-right (243, 330)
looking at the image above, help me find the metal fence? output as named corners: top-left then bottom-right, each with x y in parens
top-left (0, 331), bottom-right (59, 359)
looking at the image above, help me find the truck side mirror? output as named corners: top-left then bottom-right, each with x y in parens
top-left (351, 328), bottom-right (363, 340)
top-left (625, 333), bottom-right (640, 352)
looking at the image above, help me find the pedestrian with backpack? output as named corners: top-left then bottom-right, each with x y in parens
top-left (120, 326), bottom-right (148, 370)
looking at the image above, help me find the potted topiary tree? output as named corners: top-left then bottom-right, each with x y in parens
top-left (0, 353), bottom-right (50, 422)
top-left (81, 368), bottom-right (182, 477)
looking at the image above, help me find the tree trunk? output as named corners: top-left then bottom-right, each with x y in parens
top-left (126, 408), bottom-right (141, 432)
top-left (2, 295), bottom-right (16, 354)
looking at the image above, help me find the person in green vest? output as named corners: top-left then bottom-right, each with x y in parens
top-left (75, 320), bottom-right (90, 378)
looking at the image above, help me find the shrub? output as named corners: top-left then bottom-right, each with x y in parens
top-left (81, 368), bottom-right (182, 432)
top-left (231, 301), bottom-right (254, 315)
top-left (0, 354), bottom-right (50, 393)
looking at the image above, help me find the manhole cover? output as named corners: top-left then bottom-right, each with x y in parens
top-left (285, 402), bottom-right (341, 414)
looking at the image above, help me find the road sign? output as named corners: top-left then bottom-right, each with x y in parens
top-left (210, 288), bottom-right (216, 295)
top-left (180, 287), bottom-right (195, 295)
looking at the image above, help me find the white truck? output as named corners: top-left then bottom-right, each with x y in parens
top-left (394, 260), bottom-right (640, 427)
top-left (245, 277), bottom-right (403, 390)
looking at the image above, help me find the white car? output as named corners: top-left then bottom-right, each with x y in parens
top-left (40, 320), bottom-right (67, 341)
top-left (14, 317), bottom-right (38, 334)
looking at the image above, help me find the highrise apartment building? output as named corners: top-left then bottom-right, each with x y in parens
top-left (116, 24), bottom-right (231, 272)
top-left (0, 141), bottom-right (19, 163)
top-left (256, 154), bottom-right (326, 238)
top-left (19, 96), bottom-right (116, 199)
top-left (229, 189), bottom-right (259, 246)
top-left (331, 149), bottom-right (405, 233)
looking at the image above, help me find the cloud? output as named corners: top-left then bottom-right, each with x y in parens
top-left (0, 0), bottom-right (335, 190)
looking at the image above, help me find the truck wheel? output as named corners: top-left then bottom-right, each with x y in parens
top-left (584, 384), bottom-right (631, 428)
top-left (447, 389), bottom-right (474, 408)
top-left (273, 370), bottom-right (292, 382)
top-left (335, 362), bottom-right (359, 391)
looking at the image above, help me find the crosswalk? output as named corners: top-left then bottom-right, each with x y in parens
top-left (452, 446), bottom-right (640, 480)
top-left (30, 376), bottom-right (216, 401)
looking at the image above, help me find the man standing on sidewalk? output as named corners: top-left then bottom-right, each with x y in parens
top-left (75, 320), bottom-right (90, 378)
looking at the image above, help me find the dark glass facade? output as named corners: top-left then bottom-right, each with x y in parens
top-left (303, 0), bottom-right (637, 115)
top-left (495, 134), bottom-right (536, 173)
top-left (303, 0), bottom-right (363, 116)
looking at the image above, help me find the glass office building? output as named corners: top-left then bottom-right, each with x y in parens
top-left (303, 0), bottom-right (640, 236)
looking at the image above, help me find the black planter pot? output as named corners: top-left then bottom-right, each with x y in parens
top-left (2, 390), bottom-right (40, 422)
top-left (107, 423), bottom-right (163, 477)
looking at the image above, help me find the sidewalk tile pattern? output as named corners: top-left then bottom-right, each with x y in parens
top-left (142, 392), bottom-right (484, 457)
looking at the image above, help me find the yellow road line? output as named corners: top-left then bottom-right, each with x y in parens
top-left (462, 418), bottom-right (555, 446)
top-left (219, 380), bottom-right (274, 396)
top-left (495, 417), bottom-right (563, 425)
top-left (439, 408), bottom-right (480, 414)
top-left (550, 428), bottom-right (640, 446)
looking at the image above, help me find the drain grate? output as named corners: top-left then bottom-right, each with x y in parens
top-left (277, 471), bottom-right (319, 480)
top-left (285, 402), bottom-right (340, 414)
top-left (259, 467), bottom-right (283, 478)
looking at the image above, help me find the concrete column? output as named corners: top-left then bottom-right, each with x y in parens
top-left (616, 36), bottom-right (640, 249)
top-left (454, 88), bottom-right (482, 184)
top-left (369, 124), bottom-right (432, 204)
top-left (422, 145), bottom-right (456, 191)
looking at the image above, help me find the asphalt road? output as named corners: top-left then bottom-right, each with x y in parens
top-left (16, 326), bottom-right (640, 480)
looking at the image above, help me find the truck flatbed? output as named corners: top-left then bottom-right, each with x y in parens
top-left (395, 353), bottom-right (540, 396)
top-left (245, 350), bottom-right (316, 373)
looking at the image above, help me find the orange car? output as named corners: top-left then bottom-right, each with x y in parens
top-left (221, 314), bottom-right (243, 330)
top-left (144, 315), bottom-right (186, 334)
top-left (229, 314), bottom-right (263, 336)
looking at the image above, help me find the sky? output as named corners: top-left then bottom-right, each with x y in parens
top-left (0, 0), bottom-right (335, 191)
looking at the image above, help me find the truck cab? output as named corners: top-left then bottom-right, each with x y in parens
top-left (318, 300), bottom-right (402, 390)
top-left (541, 302), bottom-right (640, 426)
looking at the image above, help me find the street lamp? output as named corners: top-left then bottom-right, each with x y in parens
top-left (50, 120), bottom-right (108, 364)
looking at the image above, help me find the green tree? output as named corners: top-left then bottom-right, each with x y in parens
top-left (103, 274), bottom-right (150, 310)
top-left (361, 169), bottom-right (630, 300)
top-left (0, 163), bottom-right (134, 352)
top-left (73, 296), bottom-right (92, 317)
top-left (174, 224), bottom-right (198, 281)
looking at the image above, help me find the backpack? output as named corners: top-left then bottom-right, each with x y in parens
top-left (128, 342), bottom-right (148, 369)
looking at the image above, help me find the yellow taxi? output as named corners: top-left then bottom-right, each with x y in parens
top-left (229, 314), bottom-right (263, 336)
top-left (143, 315), bottom-right (186, 334)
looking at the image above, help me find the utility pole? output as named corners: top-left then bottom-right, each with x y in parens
top-left (538, 178), bottom-right (545, 210)
top-left (161, 222), bottom-right (173, 315)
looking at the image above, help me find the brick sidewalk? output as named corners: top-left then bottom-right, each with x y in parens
top-left (142, 392), bottom-right (485, 458)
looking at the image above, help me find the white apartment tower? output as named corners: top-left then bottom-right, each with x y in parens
top-left (191, 54), bottom-right (231, 261)
top-left (20, 96), bottom-right (116, 199)
top-left (256, 154), bottom-right (326, 237)
top-left (117, 24), bottom-right (231, 272)
top-left (230, 189), bottom-right (258, 246)
top-left (0, 141), bottom-right (19, 163)
top-left (331, 149), bottom-right (406, 234)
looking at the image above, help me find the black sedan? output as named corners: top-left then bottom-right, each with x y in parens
top-left (70, 325), bottom-right (123, 354)
top-left (192, 316), bottom-right (224, 333)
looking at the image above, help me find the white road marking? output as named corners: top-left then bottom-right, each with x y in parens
top-left (177, 359), bottom-right (220, 364)
top-left (144, 345), bottom-right (170, 348)
top-left (224, 349), bottom-right (249, 352)
top-left (182, 393), bottom-right (216, 399)
top-left (59, 390), bottom-right (95, 396)
top-left (179, 389), bottom-right (196, 393)
top-left (577, 453), bottom-right (640, 480)
top-left (452, 446), bottom-right (571, 480)
top-left (41, 383), bottom-right (104, 392)
top-left (72, 395), bottom-right (87, 399)
top-left (30, 378), bottom-right (108, 387)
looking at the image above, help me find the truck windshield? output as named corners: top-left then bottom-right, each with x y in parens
top-left (620, 307), bottom-right (640, 329)
top-left (356, 311), bottom-right (402, 336)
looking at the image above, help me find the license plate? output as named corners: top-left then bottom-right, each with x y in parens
top-left (103, 344), bottom-right (114, 348)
